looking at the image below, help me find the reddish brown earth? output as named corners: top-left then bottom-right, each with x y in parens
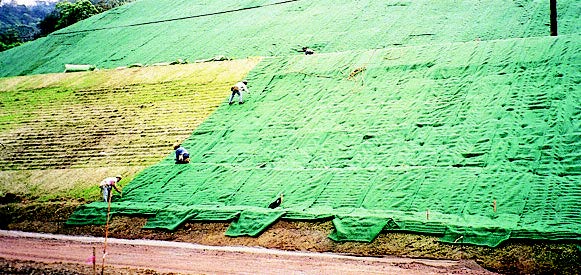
top-left (1, 201), bottom-right (580, 274)
top-left (0, 230), bottom-right (495, 275)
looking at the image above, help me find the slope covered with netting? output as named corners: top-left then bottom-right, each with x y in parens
top-left (68, 34), bottom-right (581, 247)
top-left (0, 0), bottom-right (579, 77)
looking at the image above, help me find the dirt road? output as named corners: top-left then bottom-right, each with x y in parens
top-left (0, 230), bottom-right (495, 274)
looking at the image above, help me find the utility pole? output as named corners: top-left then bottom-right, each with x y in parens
top-left (550, 0), bottom-right (558, 36)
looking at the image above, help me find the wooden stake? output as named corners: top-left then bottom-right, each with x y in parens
top-left (550, 0), bottom-right (558, 36)
top-left (92, 247), bottom-right (96, 275)
top-left (426, 209), bottom-right (430, 220)
top-left (493, 200), bottom-right (497, 212)
top-left (101, 190), bottom-right (112, 275)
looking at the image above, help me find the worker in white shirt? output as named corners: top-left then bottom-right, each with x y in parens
top-left (229, 80), bottom-right (249, 105)
top-left (99, 175), bottom-right (122, 202)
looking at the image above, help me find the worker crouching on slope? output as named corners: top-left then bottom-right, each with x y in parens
top-left (100, 175), bottom-right (122, 202)
top-left (229, 80), bottom-right (250, 105)
top-left (302, 47), bottom-right (315, 55)
top-left (174, 143), bottom-right (190, 164)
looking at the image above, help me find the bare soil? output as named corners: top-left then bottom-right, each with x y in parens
top-left (0, 230), bottom-right (494, 275)
top-left (0, 199), bottom-right (580, 274)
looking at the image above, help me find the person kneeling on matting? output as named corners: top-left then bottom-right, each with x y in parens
top-left (174, 143), bottom-right (190, 164)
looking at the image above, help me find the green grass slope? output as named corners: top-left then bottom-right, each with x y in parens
top-left (69, 35), bottom-right (581, 247)
top-left (0, 59), bottom-right (259, 200)
top-left (0, 0), bottom-right (579, 77)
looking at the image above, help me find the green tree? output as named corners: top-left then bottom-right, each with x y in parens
top-left (55, 0), bottom-right (99, 30)
top-left (94, 0), bottom-right (135, 13)
top-left (37, 12), bottom-right (60, 37)
top-left (0, 29), bottom-right (22, 52)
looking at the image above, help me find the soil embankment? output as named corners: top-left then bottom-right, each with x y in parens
top-left (1, 201), bottom-right (580, 274)
top-left (0, 230), bottom-right (495, 275)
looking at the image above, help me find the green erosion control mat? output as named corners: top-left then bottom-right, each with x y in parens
top-left (68, 35), bottom-right (581, 247)
top-left (1, 0), bottom-right (580, 77)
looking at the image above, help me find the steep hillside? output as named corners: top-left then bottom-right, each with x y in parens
top-left (0, 58), bottom-right (259, 200)
top-left (0, 0), bottom-right (579, 251)
top-left (0, 0), bottom-right (579, 76)
top-left (68, 35), bottom-right (580, 247)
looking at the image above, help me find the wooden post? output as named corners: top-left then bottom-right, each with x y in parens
top-left (101, 190), bottom-right (112, 275)
top-left (426, 209), bottom-right (430, 220)
top-left (550, 0), bottom-right (558, 36)
top-left (92, 247), bottom-right (96, 275)
top-left (493, 200), bottom-right (497, 212)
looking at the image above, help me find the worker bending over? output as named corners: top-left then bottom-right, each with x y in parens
top-left (229, 80), bottom-right (250, 105)
top-left (100, 175), bottom-right (122, 202)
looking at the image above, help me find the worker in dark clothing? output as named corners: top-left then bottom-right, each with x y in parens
top-left (174, 143), bottom-right (190, 164)
top-left (302, 47), bottom-right (315, 55)
top-left (268, 193), bottom-right (284, 209)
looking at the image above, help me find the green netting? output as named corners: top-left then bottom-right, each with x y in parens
top-left (67, 203), bottom-right (110, 225)
top-left (329, 211), bottom-right (395, 242)
top-left (68, 34), bottom-right (581, 247)
top-left (440, 225), bottom-right (511, 247)
top-left (225, 209), bottom-right (285, 237)
top-left (1, 0), bottom-right (580, 77)
top-left (144, 207), bottom-right (199, 231)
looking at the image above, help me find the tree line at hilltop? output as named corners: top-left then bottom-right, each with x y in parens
top-left (0, 0), bottom-right (133, 52)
